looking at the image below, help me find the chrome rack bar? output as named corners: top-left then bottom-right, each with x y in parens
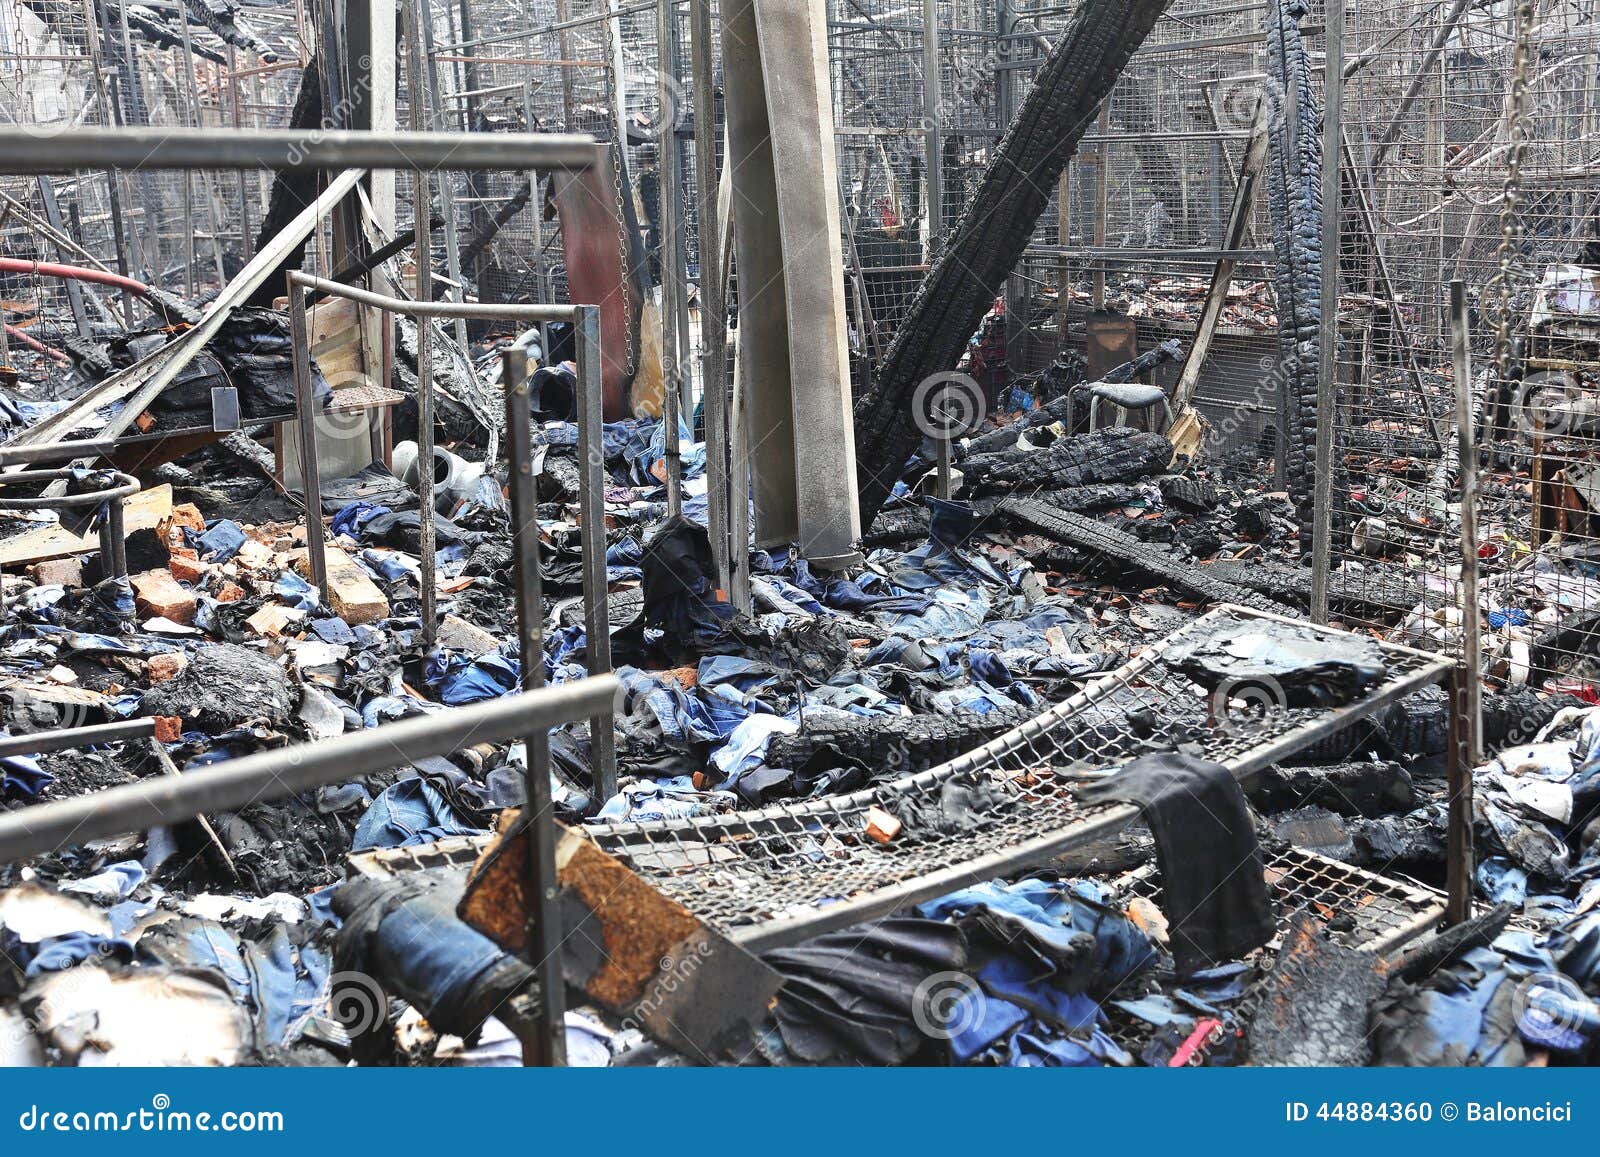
top-left (0, 128), bottom-right (605, 174)
top-left (285, 272), bottom-right (617, 803)
top-left (0, 677), bottom-right (619, 864)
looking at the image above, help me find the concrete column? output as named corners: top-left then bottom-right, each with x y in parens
top-left (722, 0), bottom-right (860, 567)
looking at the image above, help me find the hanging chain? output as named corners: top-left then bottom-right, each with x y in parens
top-left (1489, 0), bottom-right (1538, 391)
top-left (609, 61), bottom-right (637, 377)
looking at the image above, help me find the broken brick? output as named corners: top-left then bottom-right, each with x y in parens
top-left (167, 555), bottom-right (208, 584)
top-left (30, 557), bottom-right (82, 588)
top-left (130, 568), bottom-right (196, 625)
top-left (152, 715), bottom-right (183, 744)
top-left (246, 603), bottom-right (306, 638)
top-left (146, 652), bottom-right (188, 683)
top-left (865, 807), bottom-right (902, 844)
top-left (295, 546), bottom-right (388, 626)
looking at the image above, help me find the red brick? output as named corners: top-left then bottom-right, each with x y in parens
top-left (167, 556), bottom-right (207, 584)
top-left (130, 569), bottom-right (196, 625)
top-left (152, 715), bottom-right (183, 744)
top-left (146, 652), bottom-right (187, 683)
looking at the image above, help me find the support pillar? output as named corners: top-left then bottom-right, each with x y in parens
top-left (722, 0), bottom-right (860, 567)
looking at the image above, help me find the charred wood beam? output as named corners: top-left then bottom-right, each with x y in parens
top-left (998, 495), bottom-right (1298, 617)
top-left (851, 0), bottom-right (1176, 528)
top-left (1264, 0), bottom-right (1341, 542)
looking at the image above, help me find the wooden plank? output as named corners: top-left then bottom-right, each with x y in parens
top-left (0, 484), bottom-right (173, 567)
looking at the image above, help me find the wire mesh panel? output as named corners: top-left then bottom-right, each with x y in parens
top-left (0, 0), bottom-right (306, 396)
top-left (1116, 845), bottom-right (1446, 957)
top-left (1333, 1), bottom-right (1600, 700)
top-left (584, 606), bottom-right (1452, 949)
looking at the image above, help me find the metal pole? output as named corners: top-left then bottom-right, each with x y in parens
top-left (573, 306), bottom-right (617, 803)
top-left (657, 0), bottom-right (684, 517)
top-left (0, 128), bottom-right (604, 174)
top-left (0, 679), bottom-right (618, 864)
top-left (500, 346), bottom-right (567, 1068)
top-left (1310, 0), bottom-right (1344, 625)
top-left (105, 490), bottom-right (127, 581)
top-left (922, 0), bottom-right (941, 257)
top-left (0, 718), bottom-right (154, 760)
top-left (691, 0), bottom-right (730, 598)
top-left (408, 4), bottom-right (440, 649)
top-left (416, 0), bottom-right (474, 357)
top-left (288, 282), bottom-right (328, 595)
top-left (1447, 278), bottom-right (1479, 926)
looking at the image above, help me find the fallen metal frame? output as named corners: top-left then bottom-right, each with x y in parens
top-left (583, 605), bottom-right (1459, 952)
top-left (284, 271), bottom-right (617, 808)
top-left (0, 459), bottom-right (138, 581)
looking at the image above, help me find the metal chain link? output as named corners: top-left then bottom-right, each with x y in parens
top-left (1489, 0), bottom-right (1538, 391)
top-left (609, 59), bottom-right (637, 377)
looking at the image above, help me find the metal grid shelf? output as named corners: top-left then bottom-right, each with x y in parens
top-left (1101, 847), bottom-right (1443, 1062)
top-left (1115, 845), bottom-right (1445, 957)
top-left (584, 606), bottom-right (1454, 950)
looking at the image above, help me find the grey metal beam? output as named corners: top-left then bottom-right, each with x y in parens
top-left (0, 719), bottom-right (155, 760)
top-left (692, 0), bottom-right (731, 601)
top-left (572, 307), bottom-right (618, 805)
top-left (0, 128), bottom-right (603, 174)
top-left (0, 678), bottom-right (619, 865)
top-left (501, 345), bottom-right (567, 1067)
top-left (1448, 279), bottom-right (1479, 925)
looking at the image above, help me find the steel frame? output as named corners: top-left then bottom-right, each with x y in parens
top-left (584, 604), bottom-right (1459, 951)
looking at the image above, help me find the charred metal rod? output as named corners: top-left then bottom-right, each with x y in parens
top-left (1310, 0), bottom-right (1344, 625)
top-left (1447, 278), bottom-right (1479, 927)
top-left (0, 678), bottom-right (619, 865)
top-left (0, 439), bottom-right (123, 467)
top-left (501, 345), bottom-right (568, 1068)
top-left (288, 281), bottom-right (328, 595)
top-left (573, 306), bottom-right (617, 804)
top-left (287, 273), bottom-right (578, 322)
top-left (0, 718), bottom-right (155, 760)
